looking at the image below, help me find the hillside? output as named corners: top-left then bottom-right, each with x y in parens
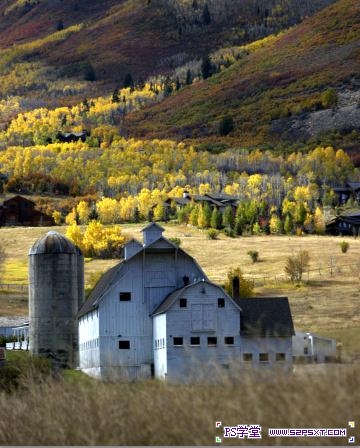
top-left (0, 0), bottom-right (336, 106)
top-left (125, 0), bottom-right (360, 153)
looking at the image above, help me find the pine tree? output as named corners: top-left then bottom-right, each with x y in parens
top-left (219, 116), bottom-right (234, 136)
top-left (202, 3), bottom-right (211, 25)
top-left (185, 69), bottom-right (192, 85)
top-left (201, 54), bottom-right (213, 79)
top-left (222, 206), bottom-right (234, 229)
top-left (123, 73), bottom-right (133, 88)
top-left (284, 214), bottom-right (293, 234)
top-left (211, 208), bottom-right (222, 229)
top-left (112, 88), bottom-right (120, 103)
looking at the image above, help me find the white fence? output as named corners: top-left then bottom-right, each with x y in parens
top-left (6, 341), bottom-right (29, 351)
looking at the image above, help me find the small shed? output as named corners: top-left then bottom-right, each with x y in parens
top-left (292, 331), bottom-right (337, 362)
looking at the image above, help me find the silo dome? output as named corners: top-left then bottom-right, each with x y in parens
top-left (29, 231), bottom-right (78, 255)
top-left (29, 231), bottom-right (84, 367)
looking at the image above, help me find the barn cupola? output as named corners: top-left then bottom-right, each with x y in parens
top-left (124, 239), bottom-right (143, 260)
top-left (141, 222), bottom-right (164, 246)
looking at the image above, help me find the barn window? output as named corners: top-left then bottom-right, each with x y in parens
top-left (218, 298), bottom-right (225, 308)
top-left (173, 337), bottom-right (183, 346)
top-left (259, 353), bottom-right (269, 362)
top-left (304, 347), bottom-right (309, 355)
top-left (224, 336), bottom-right (234, 345)
top-left (207, 337), bottom-right (217, 346)
top-left (119, 292), bottom-right (131, 301)
top-left (276, 353), bottom-right (286, 361)
top-left (179, 298), bottom-right (187, 308)
top-left (243, 353), bottom-right (252, 361)
top-left (190, 336), bottom-right (200, 346)
top-left (119, 340), bottom-right (130, 349)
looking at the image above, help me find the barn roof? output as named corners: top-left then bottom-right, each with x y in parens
top-left (151, 280), bottom-right (240, 316)
top-left (141, 222), bottom-right (165, 232)
top-left (234, 297), bottom-right (295, 337)
top-left (3, 195), bottom-right (35, 205)
top-left (77, 261), bottom-right (125, 317)
top-left (78, 227), bottom-right (207, 318)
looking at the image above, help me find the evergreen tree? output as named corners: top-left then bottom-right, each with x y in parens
top-left (185, 69), bottom-right (192, 85)
top-left (219, 116), bottom-right (234, 136)
top-left (203, 203), bottom-right (212, 228)
top-left (201, 54), bottom-right (213, 79)
top-left (222, 206), bottom-right (234, 229)
top-left (163, 77), bottom-right (173, 97)
top-left (202, 3), bottom-right (211, 25)
top-left (56, 19), bottom-right (64, 31)
top-left (84, 62), bottom-right (96, 81)
top-left (123, 73), bottom-right (133, 88)
top-left (284, 214), bottom-right (293, 234)
top-left (112, 88), bottom-right (120, 103)
top-left (189, 205), bottom-right (199, 226)
top-left (211, 207), bottom-right (222, 229)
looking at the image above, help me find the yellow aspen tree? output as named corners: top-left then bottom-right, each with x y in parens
top-left (65, 222), bottom-right (84, 252)
top-left (76, 200), bottom-right (90, 224)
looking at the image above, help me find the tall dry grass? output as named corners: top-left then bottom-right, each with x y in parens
top-left (0, 364), bottom-right (358, 445)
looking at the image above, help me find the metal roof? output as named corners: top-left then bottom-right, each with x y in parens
top-left (141, 222), bottom-right (165, 232)
top-left (77, 261), bottom-right (125, 317)
top-left (29, 231), bottom-right (80, 255)
top-left (234, 297), bottom-right (295, 337)
top-left (78, 234), bottom-right (208, 318)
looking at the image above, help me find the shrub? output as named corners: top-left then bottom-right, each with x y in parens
top-left (207, 229), bottom-right (218, 240)
top-left (340, 241), bottom-right (349, 253)
top-left (169, 237), bottom-right (182, 247)
top-left (247, 250), bottom-right (259, 263)
top-left (284, 250), bottom-right (310, 283)
top-left (224, 267), bottom-right (254, 298)
top-left (0, 353), bottom-right (52, 393)
top-left (223, 227), bottom-right (236, 238)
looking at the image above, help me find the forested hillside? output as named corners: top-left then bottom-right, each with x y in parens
top-left (126, 0), bottom-right (360, 153)
top-left (0, 0), bottom-right (336, 107)
top-left (0, 0), bottom-right (359, 233)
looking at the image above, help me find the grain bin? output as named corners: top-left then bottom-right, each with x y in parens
top-left (29, 231), bottom-right (83, 367)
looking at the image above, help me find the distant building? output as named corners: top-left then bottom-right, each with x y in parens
top-left (292, 331), bottom-right (337, 363)
top-left (172, 192), bottom-right (239, 213)
top-left (0, 195), bottom-right (54, 227)
top-left (56, 130), bottom-right (88, 143)
top-left (326, 209), bottom-right (360, 236)
top-left (333, 181), bottom-right (360, 206)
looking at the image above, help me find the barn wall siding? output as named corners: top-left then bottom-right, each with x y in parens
top-left (164, 282), bottom-right (242, 381)
top-left (78, 310), bottom-right (100, 369)
top-left (153, 314), bottom-right (167, 379)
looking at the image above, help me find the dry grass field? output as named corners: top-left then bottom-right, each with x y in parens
top-left (0, 362), bottom-right (359, 445)
top-left (1, 223), bottom-right (359, 357)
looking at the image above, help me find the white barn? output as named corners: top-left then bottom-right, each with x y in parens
top-left (78, 223), bottom-right (295, 381)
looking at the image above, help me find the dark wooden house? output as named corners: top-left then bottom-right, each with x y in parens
top-left (333, 182), bottom-right (360, 205)
top-left (0, 196), bottom-right (54, 227)
top-left (173, 192), bottom-right (239, 213)
top-left (326, 209), bottom-right (360, 236)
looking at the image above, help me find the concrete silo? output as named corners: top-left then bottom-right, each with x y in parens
top-left (29, 231), bottom-right (84, 367)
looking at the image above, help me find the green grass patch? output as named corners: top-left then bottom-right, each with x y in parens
top-left (1, 260), bottom-right (28, 284)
